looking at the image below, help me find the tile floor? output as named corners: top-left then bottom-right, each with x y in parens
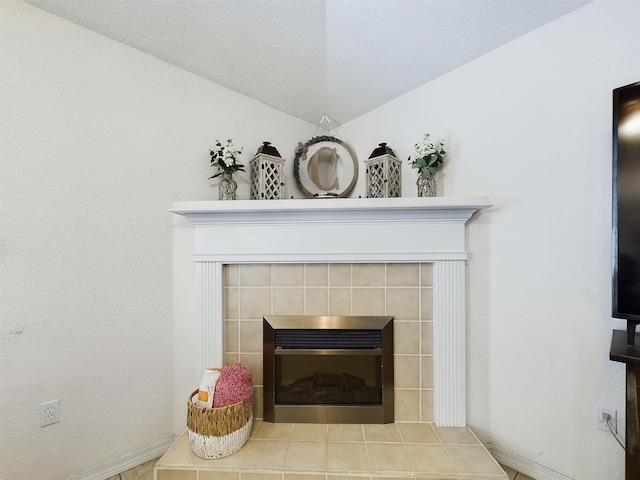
top-left (114, 421), bottom-right (538, 480)
top-left (106, 457), bottom-right (157, 480)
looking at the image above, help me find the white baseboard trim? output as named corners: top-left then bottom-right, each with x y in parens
top-left (486, 444), bottom-right (573, 480)
top-left (66, 436), bottom-right (177, 480)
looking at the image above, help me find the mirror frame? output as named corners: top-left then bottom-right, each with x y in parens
top-left (293, 135), bottom-right (359, 199)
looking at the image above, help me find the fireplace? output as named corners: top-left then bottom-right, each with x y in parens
top-left (171, 197), bottom-right (490, 427)
top-left (263, 315), bottom-right (394, 424)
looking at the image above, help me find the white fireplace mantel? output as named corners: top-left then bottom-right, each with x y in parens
top-left (171, 197), bottom-right (491, 427)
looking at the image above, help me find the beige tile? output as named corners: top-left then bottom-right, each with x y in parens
top-left (273, 263), bottom-right (304, 286)
top-left (252, 421), bottom-right (293, 440)
top-left (514, 473), bottom-right (536, 480)
top-left (329, 264), bottom-right (351, 286)
top-left (199, 471), bottom-right (239, 480)
top-left (239, 320), bottom-right (263, 354)
top-left (385, 288), bottom-right (419, 320)
top-left (329, 288), bottom-right (351, 315)
top-left (156, 469), bottom-right (197, 480)
top-left (377, 477), bottom-right (417, 480)
top-left (121, 457), bottom-right (158, 480)
top-left (273, 287), bottom-right (304, 315)
top-left (394, 389), bottom-right (420, 422)
top-left (305, 287), bottom-right (329, 315)
top-left (396, 422), bottom-right (440, 444)
top-left (420, 288), bottom-right (433, 320)
top-left (252, 386), bottom-right (264, 418)
top-left (421, 355), bottom-right (434, 388)
top-left (394, 321), bottom-right (420, 354)
top-left (306, 263), bottom-right (329, 286)
top-left (226, 352), bottom-right (240, 365)
top-left (238, 353), bottom-right (262, 385)
top-left (404, 444), bottom-right (456, 474)
top-left (284, 475), bottom-right (325, 480)
top-left (284, 440), bottom-right (327, 470)
top-left (226, 287), bottom-right (239, 319)
top-left (394, 355), bottom-right (420, 389)
top-left (386, 263), bottom-right (419, 287)
top-left (420, 389), bottom-right (434, 422)
top-left (199, 441), bottom-right (249, 467)
top-left (226, 320), bottom-right (240, 353)
top-left (105, 476), bottom-right (120, 480)
top-left (420, 321), bottom-right (433, 355)
top-left (157, 435), bottom-right (202, 467)
top-left (327, 423), bottom-right (364, 442)
top-left (434, 427), bottom-right (480, 445)
top-left (327, 476), bottom-right (369, 480)
top-left (291, 423), bottom-right (328, 441)
top-left (240, 264), bottom-right (272, 286)
top-left (446, 445), bottom-right (504, 475)
top-left (366, 443), bottom-right (412, 473)
top-left (239, 287), bottom-right (271, 319)
top-left (225, 264), bottom-right (239, 286)
top-left (327, 441), bottom-right (369, 472)
top-left (362, 423), bottom-right (402, 442)
top-left (420, 263), bottom-right (433, 287)
top-left (249, 419), bottom-right (262, 437)
top-left (241, 473), bottom-right (284, 480)
top-left (353, 264), bottom-right (385, 286)
top-left (352, 288), bottom-right (384, 315)
top-left (241, 439), bottom-right (288, 468)
top-left (500, 464), bottom-right (518, 480)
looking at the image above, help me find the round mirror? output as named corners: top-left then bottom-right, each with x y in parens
top-left (293, 136), bottom-right (358, 198)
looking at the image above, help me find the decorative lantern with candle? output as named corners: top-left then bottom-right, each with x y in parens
top-left (364, 143), bottom-right (401, 198)
top-left (249, 142), bottom-right (285, 200)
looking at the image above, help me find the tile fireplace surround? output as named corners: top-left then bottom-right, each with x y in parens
top-left (165, 198), bottom-right (501, 479)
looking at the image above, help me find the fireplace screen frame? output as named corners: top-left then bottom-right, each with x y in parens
top-left (263, 315), bottom-right (394, 424)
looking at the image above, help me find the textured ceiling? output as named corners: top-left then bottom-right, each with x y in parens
top-left (26, 0), bottom-right (591, 126)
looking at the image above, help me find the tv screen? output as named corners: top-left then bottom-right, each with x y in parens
top-left (612, 80), bottom-right (640, 343)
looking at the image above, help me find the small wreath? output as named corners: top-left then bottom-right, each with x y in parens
top-left (293, 135), bottom-right (358, 198)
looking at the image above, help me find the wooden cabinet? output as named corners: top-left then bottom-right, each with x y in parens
top-left (610, 329), bottom-right (640, 479)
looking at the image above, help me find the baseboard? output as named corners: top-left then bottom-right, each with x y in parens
top-left (66, 436), bottom-right (177, 480)
top-left (486, 444), bottom-right (573, 480)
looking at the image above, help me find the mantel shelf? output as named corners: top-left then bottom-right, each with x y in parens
top-left (171, 196), bottom-right (491, 216)
top-left (170, 196), bottom-right (491, 263)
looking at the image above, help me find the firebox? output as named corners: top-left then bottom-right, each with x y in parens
top-left (263, 315), bottom-right (394, 424)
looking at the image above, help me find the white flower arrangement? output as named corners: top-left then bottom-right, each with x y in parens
top-left (408, 134), bottom-right (447, 179)
top-left (209, 139), bottom-right (245, 179)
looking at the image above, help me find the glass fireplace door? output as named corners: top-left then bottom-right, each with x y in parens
top-left (275, 351), bottom-right (383, 406)
top-left (263, 315), bottom-right (394, 424)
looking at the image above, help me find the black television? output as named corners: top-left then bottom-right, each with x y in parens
top-left (612, 80), bottom-right (640, 345)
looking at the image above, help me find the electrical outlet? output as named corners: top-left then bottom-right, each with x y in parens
top-left (596, 406), bottom-right (617, 433)
top-left (40, 400), bottom-right (59, 427)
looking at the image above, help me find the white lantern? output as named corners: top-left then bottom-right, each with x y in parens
top-left (364, 143), bottom-right (401, 198)
top-left (250, 142), bottom-right (286, 200)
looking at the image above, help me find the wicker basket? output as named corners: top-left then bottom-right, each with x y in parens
top-left (186, 389), bottom-right (253, 459)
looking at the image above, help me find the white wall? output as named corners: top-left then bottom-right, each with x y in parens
top-left (0, 1), bottom-right (313, 478)
top-left (3, 0), bottom-right (639, 479)
top-left (343, 1), bottom-right (639, 478)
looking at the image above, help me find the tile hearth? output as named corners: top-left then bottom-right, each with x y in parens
top-left (155, 421), bottom-right (507, 480)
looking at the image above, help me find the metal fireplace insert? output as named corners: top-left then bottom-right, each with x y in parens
top-left (263, 315), bottom-right (394, 424)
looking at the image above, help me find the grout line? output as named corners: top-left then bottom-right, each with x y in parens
top-left (351, 264), bottom-right (356, 300)
top-left (360, 423), bottom-right (372, 473)
top-left (270, 263), bottom-right (274, 315)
